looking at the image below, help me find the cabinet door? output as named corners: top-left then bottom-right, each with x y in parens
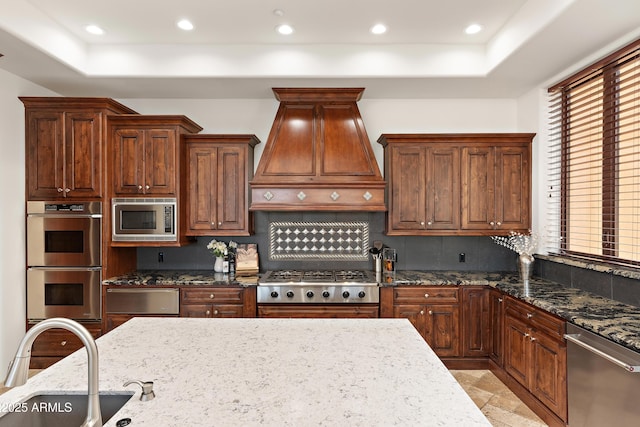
top-left (426, 304), bottom-right (460, 357)
top-left (494, 146), bottom-right (530, 231)
top-left (113, 128), bottom-right (145, 195)
top-left (217, 146), bottom-right (246, 231)
top-left (503, 311), bottom-right (530, 388)
top-left (64, 112), bottom-right (102, 198)
top-left (530, 331), bottom-right (567, 419)
top-left (461, 146), bottom-right (495, 230)
top-left (389, 146), bottom-right (427, 230)
top-left (425, 146), bottom-right (460, 230)
top-left (462, 288), bottom-right (489, 357)
top-left (187, 145), bottom-right (218, 232)
top-left (393, 304), bottom-right (427, 339)
top-left (144, 129), bottom-right (176, 195)
top-left (26, 110), bottom-right (65, 199)
top-left (489, 289), bottom-right (504, 366)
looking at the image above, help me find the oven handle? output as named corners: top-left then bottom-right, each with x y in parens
top-left (27, 213), bottom-right (102, 219)
top-left (27, 266), bottom-right (102, 271)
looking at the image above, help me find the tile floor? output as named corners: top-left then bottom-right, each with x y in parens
top-left (450, 370), bottom-right (548, 427)
top-left (2, 369), bottom-right (547, 426)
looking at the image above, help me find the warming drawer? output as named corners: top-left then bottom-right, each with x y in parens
top-left (105, 288), bottom-right (180, 315)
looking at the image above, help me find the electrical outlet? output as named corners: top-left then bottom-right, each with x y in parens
top-left (459, 253), bottom-right (466, 263)
top-left (158, 251), bottom-right (164, 263)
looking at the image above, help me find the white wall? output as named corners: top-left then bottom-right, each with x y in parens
top-left (0, 69), bottom-right (57, 370)
top-left (119, 97), bottom-right (520, 175)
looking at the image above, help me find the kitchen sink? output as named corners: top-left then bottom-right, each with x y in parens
top-left (0, 391), bottom-right (134, 426)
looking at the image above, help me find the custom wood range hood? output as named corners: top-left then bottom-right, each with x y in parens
top-left (250, 88), bottom-right (386, 211)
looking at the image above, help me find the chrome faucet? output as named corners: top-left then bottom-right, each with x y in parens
top-left (3, 318), bottom-right (102, 427)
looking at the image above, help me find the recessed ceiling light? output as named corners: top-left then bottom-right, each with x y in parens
top-left (276, 24), bottom-right (294, 35)
top-left (465, 23), bottom-right (482, 35)
top-left (85, 25), bottom-right (105, 35)
top-left (370, 23), bottom-right (387, 35)
top-left (177, 19), bottom-right (194, 31)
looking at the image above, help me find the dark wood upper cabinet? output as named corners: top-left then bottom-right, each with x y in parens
top-left (22, 97), bottom-right (136, 200)
top-left (379, 133), bottom-right (534, 235)
top-left (184, 134), bottom-right (259, 236)
top-left (109, 115), bottom-right (202, 197)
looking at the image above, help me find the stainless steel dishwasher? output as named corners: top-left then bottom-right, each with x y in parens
top-left (105, 288), bottom-right (180, 314)
top-left (564, 323), bottom-right (640, 426)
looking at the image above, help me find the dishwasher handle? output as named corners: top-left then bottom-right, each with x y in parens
top-left (565, 333), bottom-right (640, 372)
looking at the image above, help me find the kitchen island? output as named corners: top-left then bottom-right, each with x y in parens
top-left (1, 317), bottom-right (490, 426)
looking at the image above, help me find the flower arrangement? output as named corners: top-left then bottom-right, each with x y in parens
top-left (207, 239), bottom-right (231, 258)
top-left (491, 230), bottom-right (539, 256)
top-left (206, 239), bottom-right (238, 258)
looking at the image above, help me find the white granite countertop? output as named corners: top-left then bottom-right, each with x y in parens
top-left (1, 317), bottom-right (490, 426)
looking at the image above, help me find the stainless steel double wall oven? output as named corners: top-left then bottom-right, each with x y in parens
top-left (26, 201), bottom-right (102, 320)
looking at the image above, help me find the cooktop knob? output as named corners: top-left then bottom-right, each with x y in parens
top-left (322, 291), bottom-right (330, 298)
top-left (270, 291), bottom-right (279, 298)
top-left (306, 291), bottom-right (314, 298)
top-left (286, 291), bottom-right (294, 298)
top-left (358, 291), bottom-right (366, 298)
top-left (342, 291), bottom-right (350, 298)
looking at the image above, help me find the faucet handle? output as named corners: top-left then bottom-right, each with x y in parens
top-left (123, 380), bottom-right (155, 401)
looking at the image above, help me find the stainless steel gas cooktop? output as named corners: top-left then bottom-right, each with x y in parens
top-left (257, 270), bottom-right (379, 304)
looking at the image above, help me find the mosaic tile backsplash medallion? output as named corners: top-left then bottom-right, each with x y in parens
top-left (269, 221), bottom-right (369, 261)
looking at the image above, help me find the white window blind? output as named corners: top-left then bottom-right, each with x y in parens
top-left (548, 39), bottom-right (640, 267)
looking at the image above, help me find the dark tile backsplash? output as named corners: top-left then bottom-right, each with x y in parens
top-left (136, 211), bottom-right (640, 307)
top-left (137, 212), bottom-right (520, 273)
top-left (536, 257), bottom-right (640, 307)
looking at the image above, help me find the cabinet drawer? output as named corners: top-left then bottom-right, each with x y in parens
top-left (180, 304), bottom-right (245, 318)
top-left (394, 286), bottom-right (459, 304)
top-left (30, 325), bottom-right (102, 357)
top-left (181, 287), bottom-right (243, 304)
top-left (505, 297), bottom-right (565, 340)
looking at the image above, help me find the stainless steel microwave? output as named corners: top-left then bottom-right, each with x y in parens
top-left (112, 198), bottom-right (176, 242)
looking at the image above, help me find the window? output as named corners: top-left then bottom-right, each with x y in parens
top-left (548, 39), bottom-right (640, 267)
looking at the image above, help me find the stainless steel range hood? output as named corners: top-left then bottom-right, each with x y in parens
top-left (250, 88), bottom-right (386, 211)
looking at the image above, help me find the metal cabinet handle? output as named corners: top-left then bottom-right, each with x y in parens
top-left (524, 333), bottom-right (530, 337)
top-left (64, 188), bottom-right (70, 193)
top-left (527, 313), bottom-right (534, 318)
top-left (420, 221), bottom-right (425, 226)
top-left (138, 185), bottom-right (143, 190)
top-left (218, 222), bottom-right (222, 226)
top-left (498, 298), bottom-right (503, 303)
top-left (427, 221), bottom-right (433, 225)
top-left (213, 309), bottom-right (219, 315)
top-left (428, 310), bottom-right (433, 315)
top-left (496, 221), bottom-right (502, 226)
top-left (205, 310), bottom-right (211, 316)
top-left (530, 336), bottom-right (537, 342)
top-left (57, 187), bottom-right (64, 192)
top-left (145, 185), bottom-right (150, 190)
top-left (424, 293), bottom-right (429, 298)
top-left (209, 294), bottom-right (215, 299)
top-left (419, 310), bottom-right (425, 315)
top-left (490, 221), bottom-right (495, 226)
top-left (60, 340), bottom-right (67, 346)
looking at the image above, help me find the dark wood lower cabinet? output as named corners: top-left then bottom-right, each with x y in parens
top-left (27, 321), bottom-right (102, 369)
top-left (503, 296), bottom-right (567, 424)
top-left (385, 286), bottom-right (461, 357)
top-left (380, 285), bottom-right (567, 426)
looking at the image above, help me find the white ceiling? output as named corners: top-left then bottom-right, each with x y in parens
top-left (1, 0), bottom-right (640, 99)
